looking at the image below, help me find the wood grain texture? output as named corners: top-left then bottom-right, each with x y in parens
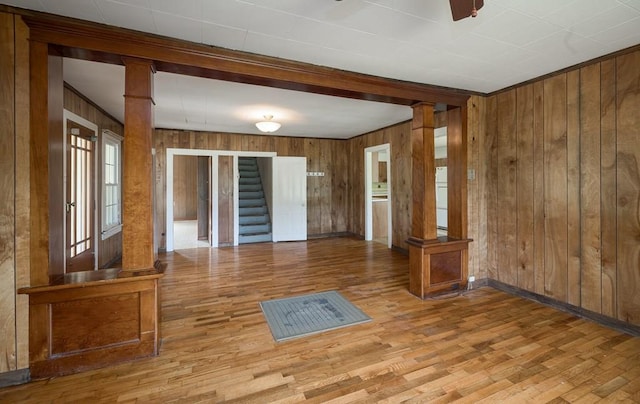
top-left (47, 52), bottom-right (65, 276)
top-left (14, 14), bottom-right (30, 370)
top-left (217, 156), bottom-right (233, 245)
top-left (496, 90), bottom-right (518, 286)
top-left (532, 81), bottom-right (546, 296)
top-left (566, 69), bottom-right (581, 307)
top-left (411, 103), bottom-right (436, 241)
top-left (600, 58), bottom-right (618, 318)
top-left (579, 63), bottom-right (602, 313)
top-left (19, 271), bottom-right (162, 379)
top-left (348, 122), bottom-right (412, 250)
top-left (484, 95), bottom-right (499, 280)
top-left (3, 238), bottom-right (639, 402)
top-left (29, 40), bottom-right (51, 286)
top-left (0, 12), bottom-right (16, 373)
top-left (466, 96), bottom-right (483, 279)
top-left (567, 70), bottom-right (581, 307)
top-left (122, 58), bottom-right (155, 270)
top-left (543, 74), bottom-right (568, 301)
top-left (172, 155), bottom-right (198, 220)
top-left (446, 107), bottom-right (468, 240)
top-left (615, 50), bottom-right (640, 325)
top-left (481, 49), bottom-right (640, 327)
top-left (516, 84), bottom-right (535, 291)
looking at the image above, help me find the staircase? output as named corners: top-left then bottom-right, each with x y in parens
top-left (238, 157), bottom-right (272, 244)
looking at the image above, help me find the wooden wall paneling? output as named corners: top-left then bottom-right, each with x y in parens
top-left (532, 81), bottom-right (546, 295)
top-left (543, 75), bottom-right (568, 301)
top-left (390, 123), bottom-right (411, 250)
top-left (615, 50), bottom-right (640, 326)
top-left (566, 70), bottom-right (581, 307)
top-left (0, 11), bottom-right (16, 373)
top-left (484, 95), bottom-right (498, 280)
top-left (154, 131), bottom-right (167, 251)
top-left (446, 107), bottom-right (466, 240)
top-left (351, 135), bottom-right (365, 237)
top-left (306, 138), bottom-right (321, 235)
top-left (516, 84), bottom-right (535, 291)
top-left (331, 139), bottom-right (348, 233)
top-left (468, 96), bottom-right (484, 279)
top-left (319, 140), bottom-right (333, 234)
top-left (172, 155), bottom-right (198, 221)
top-left (29, 40), bottom-right (51, 285)
top-left (218, 155), bottom-right (233, 245)
top-left (48, 52), bottom-right (65, 276)
top-left (579, 63), bottom-right (603, 313)
top-left (15, 14), bottom-right (31, 369)
top-left (600, 58), bottom-right (618, 318)
top-left (197, 156), bottom-right (209, 240)
top-left (496, 91), bottom-right (518, 285)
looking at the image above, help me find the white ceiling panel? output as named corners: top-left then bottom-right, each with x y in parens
top-left (2, 0), bottom-right (638, 138)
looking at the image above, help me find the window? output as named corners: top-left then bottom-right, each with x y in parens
top-left (101, 129), bottom-right (123, 239)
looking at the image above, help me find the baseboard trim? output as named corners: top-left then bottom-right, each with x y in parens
top-left (487, 278), bottom-right (640, 337)
top-left (0, 368), bottom-right (30, 388)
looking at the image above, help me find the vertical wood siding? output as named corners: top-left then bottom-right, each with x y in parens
top-left (477, 49), bottom-right (640, 326)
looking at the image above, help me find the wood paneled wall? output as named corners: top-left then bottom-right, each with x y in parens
top-left (347, 112), bottom-right (449, 250)
top-left (172, 155), bottom-right (198, 220)
top-left (347, 122), bottom-right (412, 249)
top-left (474, 49), bottom-right (640, 326)
top-left (153, 130), bottom-right (349, 250)
top-left (1, 12), bottom-right (30, 374)
top-left (63, 86), bottom-right (124, 269)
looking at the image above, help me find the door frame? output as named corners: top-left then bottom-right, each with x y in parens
top-left (166, 148), bottom-right (276, 251)
top-left (364, 143), bottom-right (392, 248)
top-left (63, 110), bottom-right (99, 271)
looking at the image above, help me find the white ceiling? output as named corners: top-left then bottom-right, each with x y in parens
top-left (4, 0), bottom-right (640, 138)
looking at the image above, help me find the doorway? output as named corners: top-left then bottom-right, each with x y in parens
top-left (64, 111), bottom-right (98, 272)
top-left (364, 143), bottom-right (392, 248)
top-left (172, 155), bottom-right (211, 249)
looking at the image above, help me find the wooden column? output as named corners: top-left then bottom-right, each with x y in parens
top-left (122, 58), bottom-right (155, 271)
top-left (410, 102), bottom-right (437, 241)
top-left (408, 103), bottom-right (471, 299)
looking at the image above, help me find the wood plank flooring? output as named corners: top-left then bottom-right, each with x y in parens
top-left (2, 237), bottom-right (639, 403)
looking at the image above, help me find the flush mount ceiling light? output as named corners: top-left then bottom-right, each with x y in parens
top-left (255, 115), bottom-right (281, 133)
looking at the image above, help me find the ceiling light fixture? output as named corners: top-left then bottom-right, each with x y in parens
top-left (255, 115), bottom-right (281, 133)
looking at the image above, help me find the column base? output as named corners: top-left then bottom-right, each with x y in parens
top-left (407, 236), bottom-right (472, 299)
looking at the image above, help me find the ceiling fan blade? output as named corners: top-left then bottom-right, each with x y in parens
top-left (449, 0), bottom-right (484, 21)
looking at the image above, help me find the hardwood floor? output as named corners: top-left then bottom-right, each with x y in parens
top-left (2, 237), bottom-right (639, 403)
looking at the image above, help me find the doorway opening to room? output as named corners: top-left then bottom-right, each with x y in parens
top-left (364, 143), bottom-right (392, 248)
top-left (165, 150), bottom-right (307, 251)
top-left (172, 155), bottom-right (211, 249)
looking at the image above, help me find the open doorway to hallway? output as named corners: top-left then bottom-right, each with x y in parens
top-left (365, 143), bottom-right (392, 248)
top-left (172, 155), bottom-right (211, 249)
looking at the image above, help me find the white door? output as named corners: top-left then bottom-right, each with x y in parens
top-left (272, 156), bottom-right (307, 241)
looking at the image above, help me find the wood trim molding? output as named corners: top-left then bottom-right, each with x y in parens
top-left (18, 10), bottom-right (471, 107)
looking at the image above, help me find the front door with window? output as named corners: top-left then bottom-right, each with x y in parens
top-left (65, 119), bottom-right (96, 272)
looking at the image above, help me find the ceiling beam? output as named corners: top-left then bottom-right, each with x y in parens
top-left (21, 10), bottom-right (472, 107)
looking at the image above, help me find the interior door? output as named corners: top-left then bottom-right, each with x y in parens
top-left (272, 156), bottom-right (307, 242)
top-left (65, 120), bottom-right (96, 272)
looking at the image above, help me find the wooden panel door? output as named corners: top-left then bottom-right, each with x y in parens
top-left (65, 119), bottom-right (96, 272)
top-left (272, 157), bottom-right (307, 242)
